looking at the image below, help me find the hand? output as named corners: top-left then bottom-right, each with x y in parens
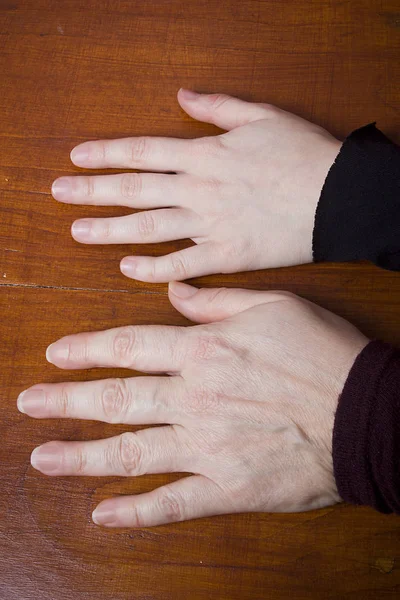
top-left (51, 90), bottom-right (341, 281)
top-left (17, 284), bottom-right (367, 527)
top-left (18, 283), bottom-right (367, 527)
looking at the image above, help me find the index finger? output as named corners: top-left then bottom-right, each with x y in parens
top-left (70, 136), bottom-right (196, 173)
top-left (46, 324), bottom-right (188, 373)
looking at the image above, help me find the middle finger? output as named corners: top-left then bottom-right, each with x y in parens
top-left (18, 376), bottom-right (183, 425)
top-left (45, 324), bottom-right (189, 373)
top-left (52, 173), bottom-right (194, 210)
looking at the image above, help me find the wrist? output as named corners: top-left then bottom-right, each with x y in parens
top-left (297, 136), bottom-right (342, 266)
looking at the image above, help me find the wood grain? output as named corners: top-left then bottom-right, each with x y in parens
top-left (0, 1), bottom-right (399, 598)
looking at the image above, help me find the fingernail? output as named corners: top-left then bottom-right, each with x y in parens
top-left (46, 342), bottom-right (69, 364)
top-left (51, 177), bottom-right (71, 201)
top-left (92, 507), bottom-right (118, 527)
top-left (180, 88), bottom-right (200, 101)
top-left (120, 258), bottom-right (137, 277)
top-left (70, 146), bottom-right (89, 165)
top-left (169, 281), bottom-right (197, 299)
top-left (31, 444), bottom-right (63, 474)
top-left (17, 389), bottom-right (45, 414)
top-left (71, 220), bottom-right (91, 239)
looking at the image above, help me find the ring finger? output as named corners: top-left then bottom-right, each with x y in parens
top-left (30, 426), bottom-right (190, 477)
top-left (70, 208), bottom-right (203, 245)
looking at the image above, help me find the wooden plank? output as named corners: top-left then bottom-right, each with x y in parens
top-left (1, 0), bottom-right (399, 598)
top-left (1, 286), bottom-right (399, 599)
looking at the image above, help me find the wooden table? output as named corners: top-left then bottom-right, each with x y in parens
top-left (1, 1), bottom-right (399, 598)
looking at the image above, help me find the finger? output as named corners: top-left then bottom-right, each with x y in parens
top-left (178, 89), bottom-right (275, 131)
top-left (71, 208), bottom-right (203, 245)
top-left (169, 282), bottom-right (293, 323)
top-left (70, 135), bottom-right (195, 173)
top-left (120, 243), bottom-right (225, 283)
top-left (92, 475), bottom-right (226, 527)
top-left (17, 376), bottom-right (183, 425)
top-left (30, 426), bottom-right (189, 477)
top-left (45, 324), bottom-right (188, 373)
top-left (51, 173), bottom-right (193, 209)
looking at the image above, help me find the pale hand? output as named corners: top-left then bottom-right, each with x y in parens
top-left (17, 284), bottom-right (367, 527)
top-left (52, 90), bottom-right (341, 281)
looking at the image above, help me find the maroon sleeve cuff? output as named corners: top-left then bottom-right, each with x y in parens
top-left (333, 340), bottom-right (400, 514)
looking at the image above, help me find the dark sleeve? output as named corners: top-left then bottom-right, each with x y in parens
top-left (312, 124), bottom-right (400, 270)
top-left (333, 340), bottom-right (400, 514)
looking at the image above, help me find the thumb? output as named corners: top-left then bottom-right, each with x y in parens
top-left (177, 89), bottom-right (273, 131)
top-left (168, 282), bottom-right (287, 323)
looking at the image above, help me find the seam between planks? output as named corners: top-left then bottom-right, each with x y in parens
top-left (0, 282), bottom-right (165, 295)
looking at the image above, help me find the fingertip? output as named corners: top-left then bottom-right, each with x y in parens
top-left (30, 442), bottom-right (63, 474)
top-left (120, 257), bottom-right (137, 278)
top-left (17, 390), bottom-right (27, 413)
top-left (168, 281), bottom-right (198, 299)
top-left (70, 144), bottom-right (89, 166)
top-left (71, 220), bottom-right (91, 241)
top-left (30, 446), bottom-right (41, 470)
top-left (178, 88), bottom-right (201, 102)
top-left (92, 499), bottom-right (119, 527)
top-left (46, 342), bottom-right (69, 366)
top-left (51, 177), bottom-right (71, 202)
top-left (46, 343), bottom-right (55, 364)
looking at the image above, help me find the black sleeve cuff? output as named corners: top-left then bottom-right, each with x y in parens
top-left (333, 340), bottom-right (400, 514)
top-left (312, 123), bottom-right (400, 270)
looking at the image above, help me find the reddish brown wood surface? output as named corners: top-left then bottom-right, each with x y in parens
top-left (0, 1), bottom-right (399, 598)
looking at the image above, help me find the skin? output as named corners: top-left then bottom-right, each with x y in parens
top-left (17, 284), bottom-right (368, 527)
top-left (51, 89), bottom-right (342, 281)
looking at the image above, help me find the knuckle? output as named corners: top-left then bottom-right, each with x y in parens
top-left (197, 177), bottom-right (223, 196)
top-left (151, 380), bottom-right (169, 414)
top-left (207, 93), bottom-right (230, 111)
top-left (80, 338), bottom-right (90, 364)
top-left (170, 253), bottom-right (189, 279)
top-left (190, 332), bottom-right (221, 362)
top-left (57, 386), bottom-right (71, 417)
top-left (220, 240), bottom-right (253, 271)
top-left (129, 137), bottom-right (149, 165)
top-left (98, 140), bottom-right (108, 162)
top-left (223, 238), bottom-right (247, 259)
top-left (74, 446), bottom-right (87, 475)
top-left (194, 136), bottom-right (225, 158)
top-left (83, 176), bottom-right (95, 198)
top-left (100, 220), bottom-right (112, 239)
top-left (273, 290), bottom-right (299, 305)
top-left (258, 102), bottom-right (279, 117)
top-left (149, 257), bottom-right (158, 282)
top-left (112, 327), bottom-right (137, 367)
top-left (213, 135), bottom-right (228, 152)
top-left (268, 291), bottom-right (305, 317)
top-left (118, 432), bottom-right (144, 476)
top-left (282, 295), bottom-right (305, 314)
top-left (137, 210), bottom-right (156, 237)
top-left (101, 379), bottom-right (131, 423)
top-left (120, 173), bottom-right (142, 199)
top-left (202, 286), bottom-right (230, 306)
top-left (188, 385), bottom-right (219, 413)
top-left (127, 503), bottom-right (144, 528)
top-left (157, 488), bottom-right (183, 522)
